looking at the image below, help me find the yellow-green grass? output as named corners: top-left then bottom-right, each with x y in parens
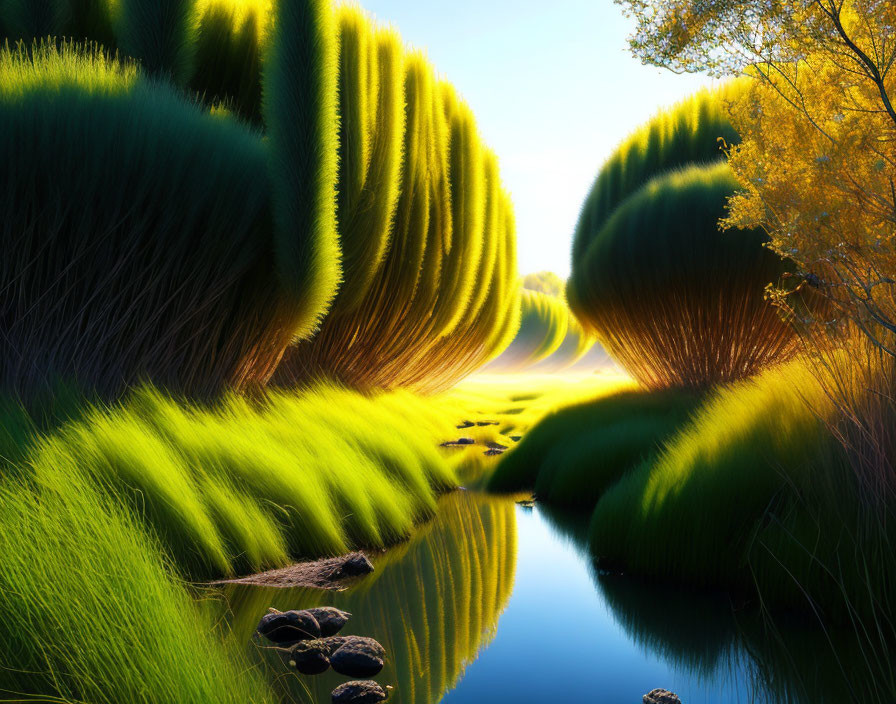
top-left (0, 464), bottom-right (273, 703)
top-left (487, 387), bottom-right (702, 508)
top-left (13, 383), bottom-right (460, 580)
top-left (439, 371), bottom-right (634, 483)
top-left (488, 288), bottom-right (600, 373)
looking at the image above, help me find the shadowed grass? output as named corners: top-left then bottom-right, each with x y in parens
top-left (0, 42), bottom-right (310, 399)
top-left (488, 388), bottom-right (701, 508)
top-left (117, 0), bottom-right (198, 84)
top-left (588, 359), bottom-right (861, 608)
top-left (571, 162), bottom-right (796, 389)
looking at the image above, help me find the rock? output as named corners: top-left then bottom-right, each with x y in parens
top-left (306, 606), bottom-right (352, 637)
top-left (256, 609), bottom-right (321, 645)
top-left (320, 635), bottom-right (349, 654)
top-left (510, 436), bottom-right (522, 442)
top-left (331, 681), bottom-right (391, 704)
top-left (485, 441), bottom-right (508, 450)
top-left (327, 553), bottom-right (374, 580)
top-left (516, 499), bottom-right (535, 509)
top-left (643, 688), bottom-right (682, 704)
top-left (456, 420), bottom-right (475, 429)
top-left (476, 421), bottom-right (499, 426)
top-left (288, 639), bottom-right (330, 675)
top-left (330, 636), bottom-right (386, 678)
top-left (440, 437), bottom-right (475, 448)
top-left (484, 449), bottom-right (504, 457)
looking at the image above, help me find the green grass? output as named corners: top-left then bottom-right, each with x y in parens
top-left (0, 464), bottom-right (273, 703)
top-left (488, 388), bottom-right (701, 508)
top-left (17, 383), bottom-right (459, 579)
top-left (570, 161), bottom-right (795, 389)
top-left (589, 361), bottom-right (835, 590)
top-left (0, 42), bottom-right (310, 399)
top-left (0, 379), bottom-right (475, 701)
top-left (571, 85), bottom-right (741, 264)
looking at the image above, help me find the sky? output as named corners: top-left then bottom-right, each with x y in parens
top-left (359, 0), bottom-right (715, 278)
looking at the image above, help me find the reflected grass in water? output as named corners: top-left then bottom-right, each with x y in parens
top-left (216, 490), bottom-right (516, 704)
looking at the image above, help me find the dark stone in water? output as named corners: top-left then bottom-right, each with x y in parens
top-left (644, 688), bottom-right (682, 704)
top-left (327, 553), bottom-right (374, 581)
top-left (257, 609), bottom-right (321, 645)
top-left (441, 437), bottom-right (476, 447)
top-left (288, 639), bottom-right (330, 675)
top-left (485, 441), bottom-right (508, 450)
top-left (331, 680), bottom-right (391, 704)
top-left (516, 499), bottom-right (535, 508)
top-left (306, 606), bottom-right (352, 637)
top-left (476, 421), bottom-right (499, 426)
top-left (457, 420), bottom-right (476, 429)
top-left (330, 636), bottom-right (386, 678)
top-left (510, 436), bottom-right (522, 442)
top-left (484, 449), bottom-right (505, 457)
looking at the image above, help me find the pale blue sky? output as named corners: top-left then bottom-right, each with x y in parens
top-left (359, 0), bottom-right (714, 277)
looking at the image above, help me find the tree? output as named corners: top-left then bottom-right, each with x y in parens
top-left (618, 0), bottom-right (896, 354)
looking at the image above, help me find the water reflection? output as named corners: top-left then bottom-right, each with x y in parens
top-left (215, 490), bottom-right (517, 704)
top-left (540, 501), bottom-right (896, 704)
top-left (215, 494), bottom-right (894, 704)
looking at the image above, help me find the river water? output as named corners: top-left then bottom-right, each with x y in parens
top-left (216, 490), bottom-right (880, 704)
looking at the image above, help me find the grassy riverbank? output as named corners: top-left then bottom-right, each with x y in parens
top-left (0, 373), bottom-right (620, 702)
top-left (488, 360), bottom-right (894, 623)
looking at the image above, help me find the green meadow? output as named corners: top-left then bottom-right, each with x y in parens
top-left (1, 0), bottom-right (895, 702)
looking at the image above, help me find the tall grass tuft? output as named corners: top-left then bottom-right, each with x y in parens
top-left (488, 285), bottom-right (601, 373)
top-left (572, 162), bottom-right (796, 389)
top-left (117, 0), bottom-right (199, 84)
top-left (18, 382), bottom-right (458, 579)
top-left (0, 42), bottom-right (309, 398)
top-left (0, 465), bottom-right (274, 703)
top-left (571, 86), bottom-right (740, 264)
top-left (569, 85), bottom-right (797, 389)
top-left (263, 0), bottom-right (340, 338)
top-left (276, 46), bottom-right (520, 392)
top-left (190, 0), bottom-right (268, 122)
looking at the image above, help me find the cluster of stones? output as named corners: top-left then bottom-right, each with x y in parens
top-left (441, 419), bottom-right (518, 457)
top-left (257, 607), bottom-right (391, 703)
top-left (644, 689), bottom-right (682, 704)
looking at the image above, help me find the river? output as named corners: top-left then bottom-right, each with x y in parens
top-left (216, 490), bottom-right (882, 703)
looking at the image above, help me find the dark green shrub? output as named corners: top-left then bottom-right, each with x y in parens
top-left (117, 0), bottom-right (198, 84)
top-left (569, 86), bottom-right (797, 389)
top-left (0, 43), bottom-right (300, 397)
top-left (488, 388), bottom-right (700, 507)
top-left (571, 162), bottom-right (795, 389)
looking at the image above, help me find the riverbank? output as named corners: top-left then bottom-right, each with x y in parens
top-left (0, 373), bottom-right (621, 702)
